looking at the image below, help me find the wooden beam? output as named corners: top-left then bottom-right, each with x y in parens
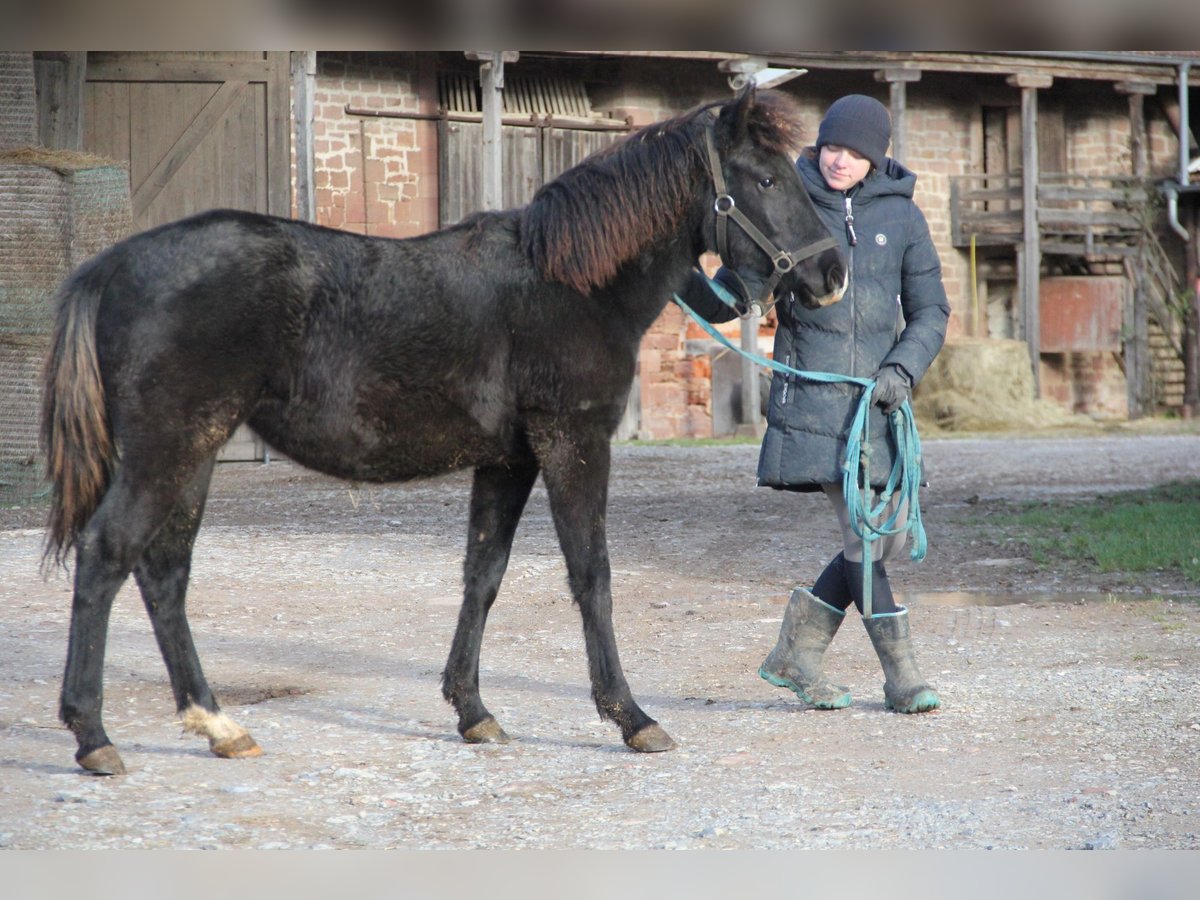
top-left (1012, 77), bottom-right (1046, 396)
top-left (875, 68), bottom-right (920, 166)
top-left (1185, 205), bottom-right (1200, 417)
top-left (739, 313), bottom-right (764, 436)
top-left (1114, 80), bottom-right (1157, 96)
top-left (765, 52), bottom-right (1198, 86)
top-left (1007, 73), bottom-right (1054, 90)
top-left (34, 51), bottom-right (86, 150)
top-left (86, 59), bottom-right (274, 83)
top-left (290, 52), bottom-right (316, 222)
top-left (875, 66), bottom-right (922, 83)
top-left (466, 51), bottom-right (520, 212)
top-left (264, 51), bottom-right (291, 219)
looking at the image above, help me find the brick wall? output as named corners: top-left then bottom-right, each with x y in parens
top-left (311, 52), bottom-right (438, 238)
top-left (902, 101), bottom-right (976, 343)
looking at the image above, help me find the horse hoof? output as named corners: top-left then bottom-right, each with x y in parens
top-left (211, 733), bottom-right (264, 759)
top-left (462, 716), bottom-right (510, 744)
top-left (626, 723), bottom-right (676, 753)
top-left (77, 745), bottom-right (127, 776)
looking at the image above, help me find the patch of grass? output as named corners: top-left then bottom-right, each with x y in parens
top-left (992, 480), bottom-right (1200, 585)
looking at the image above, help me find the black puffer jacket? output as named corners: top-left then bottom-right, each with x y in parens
top-left (681, 150), bottom-right (950, 490)
top-left (764, 150), bottom-right (949, 489)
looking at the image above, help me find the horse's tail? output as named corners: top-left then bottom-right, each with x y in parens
top-left (41, 260), bottom-right (117, 569)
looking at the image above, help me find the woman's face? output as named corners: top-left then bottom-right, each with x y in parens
top-left (818, 144), bottom-right (872, 192)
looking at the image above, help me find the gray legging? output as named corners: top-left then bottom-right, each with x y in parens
top-left (822, 482), bottom-right (909, 564)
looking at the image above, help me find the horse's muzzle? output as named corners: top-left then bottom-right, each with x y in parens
top-left (794, 265), bottom-right (848, 310)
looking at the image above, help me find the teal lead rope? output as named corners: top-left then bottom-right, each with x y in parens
top-left (673, 279), bottom-right (927, 618)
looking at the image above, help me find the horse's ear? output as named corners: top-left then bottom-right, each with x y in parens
top-left (715, 83), bottom-right (757, 147)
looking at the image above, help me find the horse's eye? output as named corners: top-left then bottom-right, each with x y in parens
top-left (758, 177), bottom-right (775, 189)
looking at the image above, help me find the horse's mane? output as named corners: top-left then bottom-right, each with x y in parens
top-left (519, 90), bottom-right (806, 295)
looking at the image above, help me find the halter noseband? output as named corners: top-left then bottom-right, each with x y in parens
top-left (704, 124), bottom-right (837, 317)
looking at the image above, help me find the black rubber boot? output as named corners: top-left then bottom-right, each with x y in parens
top-left (862, 608), bottom-right (940, 713)
top-left (759, 588), bottom-right (852, 709)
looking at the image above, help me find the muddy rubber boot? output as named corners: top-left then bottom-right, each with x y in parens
top-left (862, 608), bottom-right (940, 713)
top-left (759, 588), bottom-right (852, 709)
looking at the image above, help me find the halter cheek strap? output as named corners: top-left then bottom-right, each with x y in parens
top-left (704, 125), bottom-right (837, 316)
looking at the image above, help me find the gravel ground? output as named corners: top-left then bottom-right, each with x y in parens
top-left (1, 428), bottom-right (1198, 850)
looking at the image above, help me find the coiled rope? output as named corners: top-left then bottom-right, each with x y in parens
top-left (674, 280), bottom-right (926, 617)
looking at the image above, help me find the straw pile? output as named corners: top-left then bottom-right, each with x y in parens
top-left (912, 338), bottom-right (1090, 433)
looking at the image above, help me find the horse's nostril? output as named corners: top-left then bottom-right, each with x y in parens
top-left (827, 265), bottom-right (846, 293)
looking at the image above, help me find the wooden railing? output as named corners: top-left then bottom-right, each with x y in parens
top-left (950, 173), bottom-right (1152, 255)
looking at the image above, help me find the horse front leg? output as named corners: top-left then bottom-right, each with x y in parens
top-left (443, 460), bottom-right (539, 744)
top-left (535, 427), bottom-right (675, 752)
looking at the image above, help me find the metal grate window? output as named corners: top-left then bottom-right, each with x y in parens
top-left (438, 71), bottom-right (592, 118)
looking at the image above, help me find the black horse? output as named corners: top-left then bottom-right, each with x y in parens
top-left (42, 87), bottom-right (846, 775)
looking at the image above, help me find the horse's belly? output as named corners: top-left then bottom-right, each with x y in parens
top-left (248, 401), bottom-right (516, 483)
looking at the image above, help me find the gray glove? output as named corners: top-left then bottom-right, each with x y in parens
top-left (873, 365), bottom-right (911, 415)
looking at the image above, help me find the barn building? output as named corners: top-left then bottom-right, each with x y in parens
top-left (3, 50), bottom-right (1198, 479)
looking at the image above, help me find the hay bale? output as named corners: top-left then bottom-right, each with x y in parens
top-left (0, 348), bottom-right (47, 501)
top-left (0, 52), bottom-right (36, 151)
top-left (0, 154), bottom-right (133, 505)
top-left (912, 338), bottom-right (1087, 432)
top-left (63, 165), bottom-right (134, 266)
top-left (0, 164), bottom-right (70, 335)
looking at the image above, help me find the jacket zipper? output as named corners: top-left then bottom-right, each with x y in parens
top-left (844, 193), bottom-right (857, 377)
top-left (780, 352), bottom-right (790, 405)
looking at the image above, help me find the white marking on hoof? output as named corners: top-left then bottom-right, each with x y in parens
top-left (181, 704), bottom-right (262, 757)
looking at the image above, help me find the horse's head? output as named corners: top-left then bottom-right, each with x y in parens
top-left (704, 87), bottom-right (847, 314)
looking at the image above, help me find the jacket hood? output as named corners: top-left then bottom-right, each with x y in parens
top-left (797, 149), bottom-right (917, 207)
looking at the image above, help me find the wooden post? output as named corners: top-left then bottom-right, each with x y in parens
top-left (1008, 73), bottom-right (1052, 397)
top-left (738, 313), bottom-right (763, 437)
top-left (290, 51), bottom-right (316, 223)
top-left (1117, 81), bottom-right (1155, 178)
top-left (32, 51), bottom-right (85, 150)
top-left (1116, 81), bottom-right (1157, 418)
top-left (1186, 204), bottom-right (1200, 418)
top-left (466, 51), bottom-right (518, 212)
top-left (875, 67), bottom-right (921, 166)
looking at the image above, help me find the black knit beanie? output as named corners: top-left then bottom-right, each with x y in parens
top-left (816, 94), bottom-right (891, 170)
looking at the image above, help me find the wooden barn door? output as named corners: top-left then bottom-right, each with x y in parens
top-left (82, 52), bottom-right (291, 460)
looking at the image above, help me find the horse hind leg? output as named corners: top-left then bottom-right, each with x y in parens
top-left (132, 459), bottom-right (261, 761)
top-left (61, 461), bottom-right (211, 775)
top-left (443, 461), bottom-right (539, 745)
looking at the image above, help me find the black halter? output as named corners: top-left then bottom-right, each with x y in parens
top-left (704, 124), bottom-right (837, 317)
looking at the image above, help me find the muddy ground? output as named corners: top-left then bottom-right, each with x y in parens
top-left (1, 428), bottom-right (1198, 849)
